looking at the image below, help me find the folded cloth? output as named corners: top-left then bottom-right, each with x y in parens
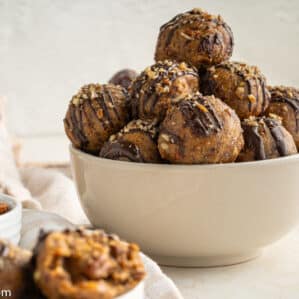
top-left (0, 96), bottom-right (40, 209)
top-left (20, 166), bottom-right (89, 224)
top-left (21, 209), bottom-right (184, 299)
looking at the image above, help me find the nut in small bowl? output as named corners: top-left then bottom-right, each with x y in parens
top-left (0, 193), bottom-right (22, 245)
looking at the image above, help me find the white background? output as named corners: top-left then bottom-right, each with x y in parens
top-left (1, 0), bottom-right (299, 137)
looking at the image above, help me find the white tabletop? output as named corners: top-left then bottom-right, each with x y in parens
top-left (21, 135), bottom-right (299, 299)
top-left (162, 226), bottom-right (299, 299)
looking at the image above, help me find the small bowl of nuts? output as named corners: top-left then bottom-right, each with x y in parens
top-left (0, 193), bottom-right (22, 245)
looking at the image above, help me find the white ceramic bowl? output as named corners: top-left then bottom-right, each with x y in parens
top-left (0, 193), bottom-right (22, 245)
top-left (70, 145), bottom-right (299, 267)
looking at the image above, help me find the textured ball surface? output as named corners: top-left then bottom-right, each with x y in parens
top-left (266, 86), bottom-right (299, 149)
top-left (64, 83), bottom-right (130, 153)
top-left (238, 115), bottom-right (297, 162)
top-left (130, 60), bottom-right (199, 121)
top-left (158, 93), bottom-right (244, 164)
top-left (100, 119), bottom-right (160, 163)
top-left (155, 8), bottom-right (233, 67)
top-left (202, 61), bottom-right (270, 119)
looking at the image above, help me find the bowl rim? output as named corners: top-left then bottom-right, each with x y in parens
top-left (0, 193), bottom-right (22, 220)
top-left (70, 144), bottom-right (299, 169)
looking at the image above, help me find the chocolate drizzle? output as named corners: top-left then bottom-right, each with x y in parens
top-left (64, 83), bottom-right (129, 152)
top-left (160, 128), bottom-right (185, 156)
top-left (159, 9), bottom-right (232, 49)
top-left (130, 60), bottom-right (198, 120)
top-left (242, 122), bottom-right (266, 160)
top-left (100, 119), bottom-right (159, 163)
top-left (203, 62), bottom-right (269, 117)
top-left (260, 78), bottom-right (268, 112)
top-left (242, 116), bottom-right (291, 160)
top-left (156, 8), bottom-right (233, 66)
top-left (179, 96), bottom-right (223, 136)
top-left (100, 140), bottom-right (144, 163)
top-left (264, 118), bottom-right (289, 157)
top-left (270, 94), bottom-right (299, 131)
top-left (69, 104), bottom-right (88, 146)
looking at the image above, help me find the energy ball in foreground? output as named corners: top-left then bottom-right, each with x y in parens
top-left (238, 115), bottom-right (297, 162)
top-left (130, 60), bottom-right (199, 121)
top-left (201, 61), bottom-right (270, 119)
top-left (109, 69), bottom-right (138, 90)
top-left (266, 86), bottom-right (299, 149)
top-left (33, 229), bottom-right (145, 299)
top-left (100, 119), bottom-right (160, 163)
top-left (158, 93), bottom-right (244, 164)
top-left (64, 83), bottom-right (130, 154)
top-left (155, 8), bottom-right (233, 68)
top-left (0, 240), bottom-right (32, 299)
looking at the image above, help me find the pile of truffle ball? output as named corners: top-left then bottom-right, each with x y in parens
top-left (64, 8), bottom-right (299, 164)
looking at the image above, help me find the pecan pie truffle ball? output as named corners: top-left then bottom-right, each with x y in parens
top-left (155, 8), bottom-right (233, 68)
top-left (109, 69), bottom-right (138, 90)
top-left (130, 60), bottom-right (199, 121)
top-left (158, 93), bottom-right (244, 164)
top-left (64, 83), bottom-right (130, 154)
top-left (238, 115), bottom-right (297, 162)
top-left (100, 119), bottom-right (160, 163)
top-left (33, 229), bottom-right (145, 299)
top-left (266, 86), bottom-right (299, 149)
top-left (201, 61), bottom-right (270, 119)
top-left (0, 240), bottom-right (32, 299)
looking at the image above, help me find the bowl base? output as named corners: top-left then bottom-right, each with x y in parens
top-left (151, 250), bottom-right (262, 268)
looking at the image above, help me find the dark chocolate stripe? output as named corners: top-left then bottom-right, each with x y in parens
top-left (160, 12), bottom-right (185, 32)
top-left (78, 106), bottom-right (85, 139)
top-left (160, 128), bottom-right (185, 158)
top-left (259, 78), bottom-right (267, 111)
top-left (180, 99), bottom-right (222, 137)
top-left (88, 99), bottom-right (106, 131)
top-left (103, 85), bottom-right (121, 121)
top-left (271, 96), bottom-right (299, 131)
top-left (264, 118), bottom-right (289, 156)
top-left (205, 100), bottom-right (223, 130)
top-left (149, 94), bottom-right (160, 115)
top-left (81, 101), bottom-right (100, 144)
top-left (246, 80), bottom-right (253, 112)
top-left (222, 22), bottom-right (234, 52)
top-left (140, 69), bottom-right (198, 116)
top-left (165, 26), bottom-right (176, 47)
top-left (100, 140), bottom-right (144, 162)
top-left (95, 95), bottom-right (112, 129)
top-left (219, 63), bottom-right (255, 112)
top-left (69, 104), bottom-right (88, 144)
top-left (243, 124), bottom-right (266, 160)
